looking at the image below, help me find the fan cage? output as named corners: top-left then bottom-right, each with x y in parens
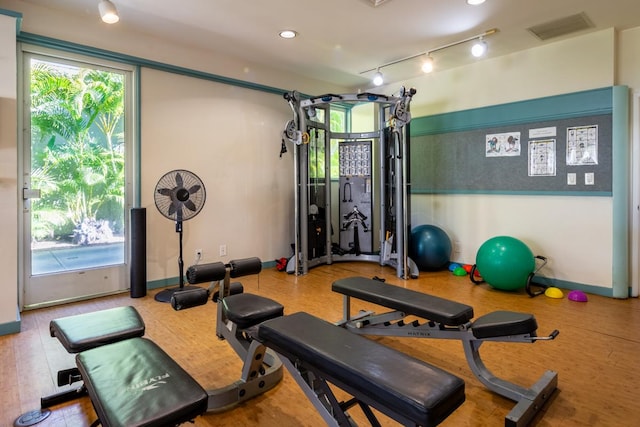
top-left (154, 169), bottom-right (206, 221)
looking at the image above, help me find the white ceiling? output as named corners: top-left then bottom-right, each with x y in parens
top-left (17, 0), bottom-right (640, 90)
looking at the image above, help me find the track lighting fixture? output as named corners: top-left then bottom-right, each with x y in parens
top-left (360, 28), bottom-right (498, 85)
top-left (373, 70), bottom-right (384, 86)
top-left (471, 39), bottom-right (488, 57)
top-left (99, 0), bottom-right (119, 24)
top-left (421, 56), bottom-right (434, 73)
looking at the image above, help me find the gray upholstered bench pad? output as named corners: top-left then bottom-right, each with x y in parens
top-left (76, 337), bottom-right (208, 427)
top-left (259, 312), bottom-right (465, 427)
top-left (50, 306), bottom-right (145, 353)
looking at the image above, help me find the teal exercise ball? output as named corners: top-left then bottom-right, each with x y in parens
top-left (475, 236), bottom-right (535, 291)
top-left (409, 225), bottom-right (452, 271)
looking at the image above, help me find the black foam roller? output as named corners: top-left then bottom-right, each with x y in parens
top-left (130, 208), bottom-right (147, 298)
top-left (186, 262), bottom-right (226, 284)
top-left (229, 257), bottom-right (262, 278)
top-left (171, 288), bottom-right (210, 311)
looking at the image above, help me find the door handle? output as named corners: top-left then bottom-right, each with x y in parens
top-left (23, 188), bottom-right (41, 200)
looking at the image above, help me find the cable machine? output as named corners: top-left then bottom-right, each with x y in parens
top-left (281, 87), bottom-right (418, 279)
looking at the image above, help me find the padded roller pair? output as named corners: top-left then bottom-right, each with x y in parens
top-left (186, 257), bottom-right (262, 284)
top-left (171, 282), bottom-right (244, 310)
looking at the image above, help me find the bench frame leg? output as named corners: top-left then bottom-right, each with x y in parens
top-left (204, 297), bottom-right (283, 412)
top-left (277, 355), bottom-right (376, 427)
top-left (463, 340), bottom-right (558, 427)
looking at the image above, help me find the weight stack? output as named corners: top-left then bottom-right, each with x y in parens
top-left (130, 207), bottom-right (147, 298)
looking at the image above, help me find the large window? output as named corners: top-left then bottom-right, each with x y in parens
top-left (29, 59), bottom-right (126, 255)
top-left (308, 107), bottom-right (347, 179)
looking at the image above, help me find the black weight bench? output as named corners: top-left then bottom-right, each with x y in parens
top-left (258, 311), bottom-right (465, 427)
top-left (77, 337), bottom-right (208, 427)
top-left (15, 306), bottom-right (147, 426)
top-left (44, 306), bottom-right (146, 407)
top-left (333, 276), bottom-right (559, 427)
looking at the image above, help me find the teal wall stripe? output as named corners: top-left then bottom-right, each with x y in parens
top-left (411, 189), bottom-right (613, 197)
top-left (411, 86), bottom-right (614, 136)
top-left (0, 308), bottom-right (21, 336)
top-left (611, 85), bottom-right (630, 298)
top-left (16, 32), bottom-right (289, 96)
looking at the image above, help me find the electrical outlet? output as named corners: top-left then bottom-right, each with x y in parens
top-left (195, 249), bottom-right (203, 259)
top-left (219, 244), bottom-right (227, 257)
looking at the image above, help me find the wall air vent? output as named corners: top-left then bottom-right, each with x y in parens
top-left (527, 12), bottom-right (594, 41)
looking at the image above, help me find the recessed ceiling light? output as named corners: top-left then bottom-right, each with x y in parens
top-left (279, 30), bottom-right (297, 39)
top-left (466, 0), bottom-right (486, 5)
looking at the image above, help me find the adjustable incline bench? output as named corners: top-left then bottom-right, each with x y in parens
top-left (258, 311), bottom-right (466, 427)
top-left (333, 276), bottom-right (559, 427)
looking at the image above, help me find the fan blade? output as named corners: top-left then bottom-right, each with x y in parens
top-left (168, 202), bottom-right (177, 216)
top-left (188, 185), bottom-right (201, 194)
top-left (157, 188), bottom-right (172, 196)
top-left (184, 199), bottom-right (197, 211)
top-left (175, 172), bottom-right (183, 188)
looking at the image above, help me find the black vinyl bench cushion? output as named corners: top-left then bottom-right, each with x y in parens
top-left (333, 276), bottom-right (474, 326)
top-left (471, 310), bottom-right (538, 339)
top-left (222, 293), bottom-right (284, 329)
top-left (50, 306), bottom-right (145, 353)
top-left (76, 337), bottom-right (208, 427)
top-left (259, 312), bottom-right (465, 427)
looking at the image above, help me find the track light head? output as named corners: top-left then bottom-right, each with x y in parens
top-left (373, 70), bottom-right (384, 86)
top-left (421, 56), bottom-right (434, 73)
top-left (471, 39), bottom-right (488, 57)
top-left (99, 0), bottom-right (119, 24)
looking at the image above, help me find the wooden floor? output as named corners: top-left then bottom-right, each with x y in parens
top-left (2, 262), bottom-right (639, 426)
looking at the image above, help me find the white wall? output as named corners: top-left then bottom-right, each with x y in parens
top-left (405, 29), bottom-right (615, 117)
top-left (140, 69), bottom-right (295, 281)
top-left (411, 195), bottom-right (613, 288)
top-left (392, 29), bottom-right (625, 292)
top-left (0, 14), bottom-right (17, 327)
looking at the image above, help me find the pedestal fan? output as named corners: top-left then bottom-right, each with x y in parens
top-left (153, 169), bottom-right (206, 302)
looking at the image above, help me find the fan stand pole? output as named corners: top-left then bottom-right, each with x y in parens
top-left (177, 219), bottom-right (185, 288)
top-left (154, 220), bottom-right (200, 303)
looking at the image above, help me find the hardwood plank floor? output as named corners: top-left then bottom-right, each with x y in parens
top-left (2, 262), bottom-right (639, 426)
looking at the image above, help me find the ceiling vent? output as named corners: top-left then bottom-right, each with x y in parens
top-left (363, 0), bottom-right (392, 7)
top-left (527, 12), bottom-right (594, 41)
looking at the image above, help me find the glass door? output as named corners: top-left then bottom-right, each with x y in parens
top-left (21, 49), bottom-right (135, 308)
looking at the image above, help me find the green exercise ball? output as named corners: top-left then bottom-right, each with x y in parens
top-left (475, 236), bottom-right (535, 291)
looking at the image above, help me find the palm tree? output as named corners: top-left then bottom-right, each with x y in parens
top-left (30, 60), bottom-right (125, 242)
